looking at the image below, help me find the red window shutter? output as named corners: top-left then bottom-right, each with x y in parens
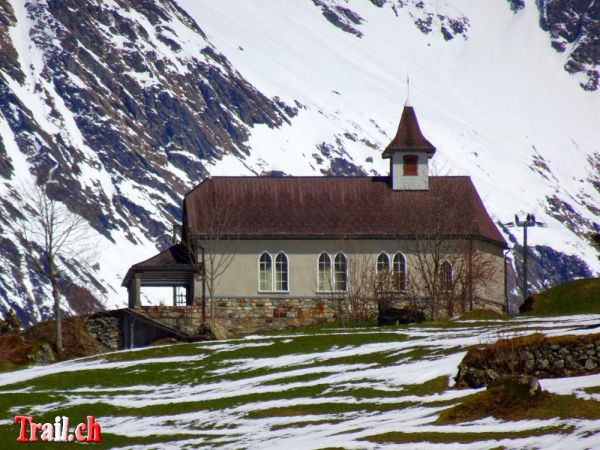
top-left (403, 155), bottom-right (418, 176)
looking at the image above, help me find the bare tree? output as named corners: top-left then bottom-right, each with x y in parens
top-left (315, 250), bottom-right (346, 327)
top-left (8, 180), bottom-right (96, 354)
top-left (184, 180), bottom-right (237, 324)
top-left (345, 252), bottom-right (376, 325)
top-left (405, 183), bottom-right (498, 320)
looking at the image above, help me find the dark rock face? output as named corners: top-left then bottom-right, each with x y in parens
top-left (499, 221), bottom-right (594, 313)
top-left (310, 0), bottom-right (469, 41)
top-left (538, 0), bottom-right (600, 90)
top-left (507, 0), bottom-right (526, 12)
top-left (512, 243), bottom-right (592, 291)
top-left (0, 0), bottom-right (23, 84)
top-left (0, 0), bottom-right (295, 322)
top-left (312, 0), bottom-right (365, 37)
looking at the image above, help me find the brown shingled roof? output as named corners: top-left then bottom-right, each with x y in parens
top-left (121, 244), bottom-right (196, 286)
top-left (183, 176), bottom-right (507, 247)
top-left (130, 243), bottom-right (194, 269)
top-left (382, 106), bottom-right (436, 158)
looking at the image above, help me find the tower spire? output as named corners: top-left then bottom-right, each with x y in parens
top-left (405, 75), bottom-right (412, 107)
top-left (382, 97), bottom-right (436, 191)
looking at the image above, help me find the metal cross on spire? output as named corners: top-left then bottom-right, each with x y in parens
top-left (405, 75), bottom-right (412, 107)
top-left (503, 213), bottom-right (547, 299)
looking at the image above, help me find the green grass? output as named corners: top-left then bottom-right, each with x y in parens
top-left (363, 426), bottom-right (573, 445)
top-left (0, 421), bottom-right (200, 450)
top-left (2, 319), bottom-right (599, 449)
top-left (458, 310), bottom-right (507, 321)
top-left (437, 381), bottom-right (600, 424)
top-left (246, 400), bottom-right (417, 418)
top-left (524, 278), bottom-right (600, 316)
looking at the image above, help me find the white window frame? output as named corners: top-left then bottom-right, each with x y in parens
top-left (376, 252), bottom-right (390, 274)
top-left (333, 252), bottom-right (348, 292)
top-left (440, 260), bottom-right (453, 292)
top-left (317, 252), bottom-right (347, 293)
top-left (258, 251), bottom-right (289, 293)
top-left (274, 251), bottom-right (289, 292)
top-left (392, 252), bottom-right (407, 291)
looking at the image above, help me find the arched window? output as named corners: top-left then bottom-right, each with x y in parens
top-left (334, 253), bottom-right (347, 292)
top-left (259, 252), bottom-right (272, 291)
top-left (392, 253), bottom-right (407, 291)
top-left (376, 252), bottom-right (390, 273)
top-left (403, 155), bottom-right (418, 176)
top-left (440, 261), bottom-right (453, 292)
top-left (274, 252), bottom-right (288, 291)
top-left (318, 252), bottom-right (331, 291)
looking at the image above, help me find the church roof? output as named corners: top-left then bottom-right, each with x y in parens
top-left (183, 176), bottom-right (507, 247)
top-left (382, 106), bottom-right (436, 158)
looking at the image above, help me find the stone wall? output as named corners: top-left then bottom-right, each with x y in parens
top-left (134, 306), bottom-right (204, 336)
top-left (85, 315), bottom-right (121, 350)
top-left (134, 295), bottom-right (504, 336)
top-left (210, 297), bottom-right (380, 334)
top-left (135, 298), bottom-right (378, 335)
top-left (457, 333), bottom-right (600, 388)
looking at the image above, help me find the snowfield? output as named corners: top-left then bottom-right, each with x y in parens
top-left (1, 315), bottom-right (599, 449)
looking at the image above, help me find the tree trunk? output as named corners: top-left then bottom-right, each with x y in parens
top-left (209, 281), bottom-right (216, 325)
top-left (50, 275), bottom-right (62, 354)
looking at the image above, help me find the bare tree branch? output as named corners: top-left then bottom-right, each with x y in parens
top-left (6, 179), bottom-right (98, 353)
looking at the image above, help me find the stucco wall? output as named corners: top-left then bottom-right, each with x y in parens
top-left (391, 152), bottom-right (429, 190)
top-left (196, 239), bottom-right (505, 309)
top-left (473, 240), bottom-right (506, 307)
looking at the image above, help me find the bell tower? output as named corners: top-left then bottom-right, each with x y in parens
top-left (382, 100), bottom-right (436, 191)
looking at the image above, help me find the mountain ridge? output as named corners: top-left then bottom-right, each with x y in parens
top-left (0, 0), bottom-right (598, 324)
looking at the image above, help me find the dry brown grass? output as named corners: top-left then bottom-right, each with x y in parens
top-left (0, 333), bottom-right (32, 365)
top-left (24, 316), bottom-right (100, 359)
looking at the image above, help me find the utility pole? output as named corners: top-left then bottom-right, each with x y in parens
top-left (172, 222), bottom-right (178, 306)
top-left (504, 213), bottom-right (546, 299)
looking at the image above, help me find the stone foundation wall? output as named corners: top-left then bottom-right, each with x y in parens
top-left (134, 306), bottom-right (205, 336)
top-left (135, 298), bottom-right (379, 335)
top-left (134, 295), bottom-right (504, 336)
top-left (210, 297), bottom-right (379, 334)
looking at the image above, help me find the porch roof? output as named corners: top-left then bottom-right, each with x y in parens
top-left (122, 243), bottom-right (197, 287)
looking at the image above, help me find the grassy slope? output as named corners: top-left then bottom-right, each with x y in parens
top-left (528, 278), bottom-right (600, 315)
top-left (0, 317), bottom-right (598, 448)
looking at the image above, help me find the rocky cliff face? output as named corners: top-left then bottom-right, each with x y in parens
top-left (538, 0), bottom-right (600, 91)
top-left (0, 0), bottom-right (294, 324)
top-left (0, 0), bottom-right (598, 325)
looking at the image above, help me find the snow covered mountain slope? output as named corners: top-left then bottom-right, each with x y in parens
top-left (0, 0), bottom-right (598, 324)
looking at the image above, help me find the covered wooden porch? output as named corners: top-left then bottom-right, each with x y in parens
top-left (122, 243), bottom-right (204, 308)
